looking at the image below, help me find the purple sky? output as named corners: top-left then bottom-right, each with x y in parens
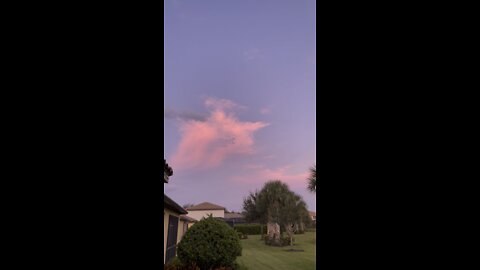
top-left (164, 0), bottom-right (316, 212)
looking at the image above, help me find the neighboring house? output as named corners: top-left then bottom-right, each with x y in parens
top-left (224, 212), bottom-right (246, 227)
top-left (164, 160), bottom-right (188, 264)
top-left (309, 211), bottom-right (316, 224)
top-left (185, 202), bottom-right (226, 221)
top-left (179, 215), bottom-right (197, 234)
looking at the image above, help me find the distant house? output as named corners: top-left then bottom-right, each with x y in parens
top-left (185, 202), bottom-right (226, 221)
top-left (309, 211), bottom-right (316, 224)
top-left (164, 160), bottom-right (188, 264)
top-left (224, 212), bottom-right (246, 227)
top-left (180, 215), bottom-right (197, 231)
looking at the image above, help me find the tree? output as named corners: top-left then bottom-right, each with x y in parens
top-left (243, 191), bottom-right (263, 223)
top-left (280, 192), bottom-right (309, 245)
top-left (182, 203), bottom-right (195, 209)
top-left (243, 180), bottom-right (310, 246)
top-left (307, 165), bottom-right (316, 193)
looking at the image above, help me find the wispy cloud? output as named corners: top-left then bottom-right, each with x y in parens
top-left (171, 98), bottom-right (269, 169)
top-left (260, 108), bottom-right (271, 115)
top-left (231, 164), bottom-right (310, 190)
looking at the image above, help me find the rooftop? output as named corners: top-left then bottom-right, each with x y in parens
top-left (186, 202), bottom-right (226, 211)
top-left (180, 215), bottom-right (198, 222)
top-left (164, 194), bottom-right (187, 214)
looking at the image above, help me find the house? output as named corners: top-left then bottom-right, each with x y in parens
top-left (164, 159), bottom-right (188, 264)
top-left (224, 212), bottom-right (246, 227)
top-left (309, 211), bottom-right (316, 224)
top-left (180, 215), bottom-right (197, 231)
top-left (185, 202), bottom-right (226, 221)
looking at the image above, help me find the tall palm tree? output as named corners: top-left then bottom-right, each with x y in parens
top-left (307, 165), bottom-right (316, 193)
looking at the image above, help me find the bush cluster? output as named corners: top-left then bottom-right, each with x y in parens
top-left (237, 232), bottom-right (248, 239)
top-left (177, 216), bottom-right (242, 270)
top-left (264, 234), bottom-right (291, 246)
top-left (233, 224), bottom-right (267, 235)
top-left (164, 258), bottom-right (199, 270)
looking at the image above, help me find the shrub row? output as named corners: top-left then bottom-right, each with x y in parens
top-left (233, 224), bottom-right (267, 235)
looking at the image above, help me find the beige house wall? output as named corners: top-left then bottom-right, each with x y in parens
top-left (177, 219), bottom-right (186, 244)
top-left (186, 209), bottom-right (224, 221)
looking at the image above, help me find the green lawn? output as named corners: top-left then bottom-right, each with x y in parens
top-left (236, 231), bottom-right (316, 270)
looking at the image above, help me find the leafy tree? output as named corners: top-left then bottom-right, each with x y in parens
top-left (182, 203), bottom-right (195, 209)
top-left (307, 165), bottom-right (316, 193)
top-left (243, 180), bottom-right (310, 246)
top-left (243, 191), bottom-right (263, 223)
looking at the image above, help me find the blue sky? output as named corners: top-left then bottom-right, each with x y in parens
top-left (164, 0), bottom-right (316, 212)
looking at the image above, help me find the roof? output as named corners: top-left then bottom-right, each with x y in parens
top-left (164, 194), bottom-right (187, 214)
top-left (186, 202), bottom-right (226, 211)
top-left (224, 212), bottom-right (245, 219)
top-left (180, 215), bottom-right (198, 223)
top-left (309, 211), bottom-right (316, 216)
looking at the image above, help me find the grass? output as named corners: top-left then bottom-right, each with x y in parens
top-left (236, 231), bottom-right (316, 270)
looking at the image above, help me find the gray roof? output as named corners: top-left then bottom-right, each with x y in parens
top-left (186, 202), bottom-right (225, 211)
top-left (180, 215), bottom-right (198, 222)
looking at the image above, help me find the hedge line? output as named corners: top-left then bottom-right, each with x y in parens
top-left (233, 224), bottom-right (267, 235)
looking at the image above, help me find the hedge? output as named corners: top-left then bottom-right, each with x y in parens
top-left (233, 224), bottom-right (267, 235)
top-left (177, 216), bottom-right (241, 270)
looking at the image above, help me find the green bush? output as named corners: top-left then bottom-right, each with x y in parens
top-left (264, 234), bottom-right (291, 247)
top-left (233, 224), bottom-right (267, 235)
top-left (177, 216), bottom-right (242, 270)
top-left (237, 232), bottom-right (248, 239)
top-left (164, 257), bottom-right (200, 270)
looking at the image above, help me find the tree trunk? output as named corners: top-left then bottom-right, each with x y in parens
top-left (285, 223), bottom-right (294, 246)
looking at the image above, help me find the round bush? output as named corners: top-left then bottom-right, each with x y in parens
top-left (177, 216), bottom-right (242, 270)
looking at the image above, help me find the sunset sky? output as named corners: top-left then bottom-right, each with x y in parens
top-left (164, 0), bottom-right (316, 212)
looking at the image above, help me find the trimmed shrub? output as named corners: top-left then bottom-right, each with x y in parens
top-left (177, 216), bottom-right (242, 270)
top-left (234, 224), bottom-right (267, 235)
top-left (164, 257), bottom-right (200, 270)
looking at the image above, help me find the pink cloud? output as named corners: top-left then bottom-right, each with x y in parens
top-left (260, 108), bottom-right (271, 115)
top-left (231, 165), bottom-right (310, 190)
top-left (170, 98), bottom-right (269, 169)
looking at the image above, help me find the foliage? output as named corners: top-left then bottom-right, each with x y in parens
top-left (177, 215), bottom-right (242, 270)
top-left (307, 165), bottom-right (316, 193)
top-left (234, 224), bottom-right (267, 235)
top-left (242, 191), bottom-right (263, 223)
top-left (242, 180), bottom-right (309, 245)
top-left (237, 232), bottom-right (248, 239)
top-left (164, 257), bottom-right (200, 270)
top-left (182, 203), bottom-right (195, 209)
top-left (264, 234), bottom-right (291, 247)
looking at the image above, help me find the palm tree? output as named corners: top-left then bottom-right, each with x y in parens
top-left (307, 165), bottom-right (316, 193)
